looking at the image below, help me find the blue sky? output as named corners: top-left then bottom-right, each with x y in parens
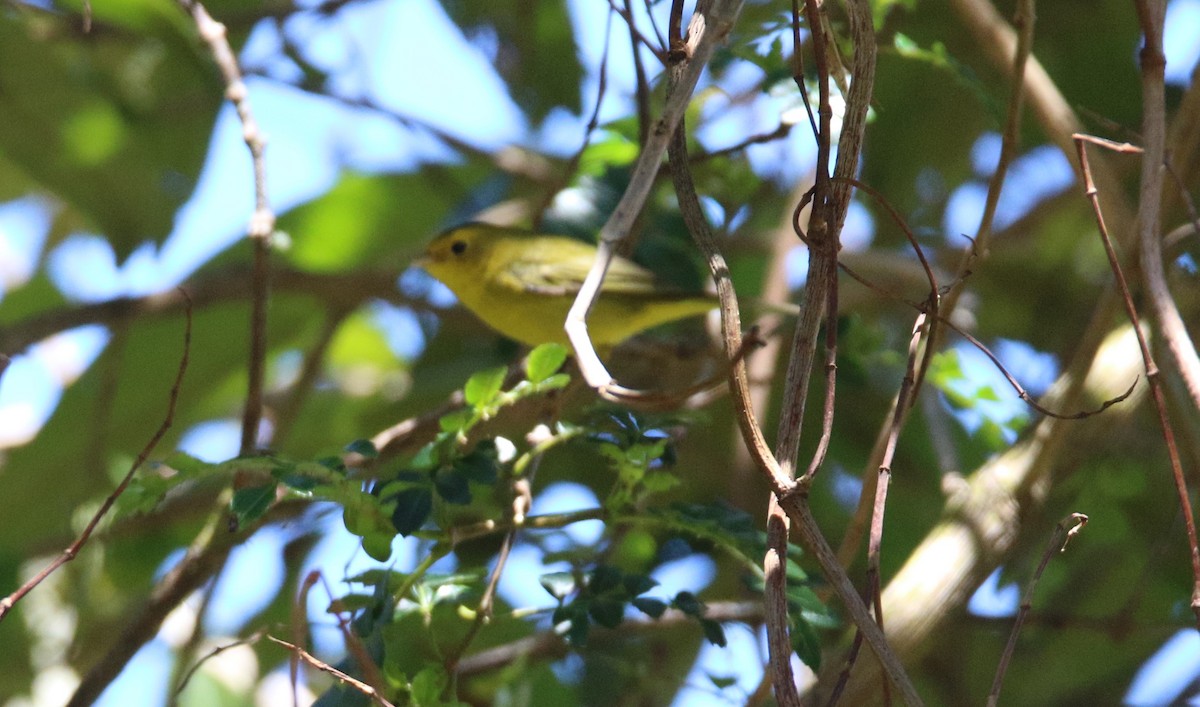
top-left (2, 0), bottom-right (1199, 704)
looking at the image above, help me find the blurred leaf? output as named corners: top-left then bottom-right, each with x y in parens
top-left (438, 0), bottom-right (582, 122)
top-left (524, 343), bottom-right (567, 383)
top-left (345, 438), bottom-right (378, 459)
top-left (631, 597), bottom-right (667, 618)
top-left (231, 483), bottom-right (275, 525)
top-left (391, 487), bottom-right (433, 536)
top-left (540, 571), bottom-right (577, 600)
top-left (791, 615), bottom-right (823, 671)
top-left (698, 618), bottom-right (726, 647)
top-left (464, 365), bottom-right (506, 408)
top-left (0, 12), bottom-right (217, 258)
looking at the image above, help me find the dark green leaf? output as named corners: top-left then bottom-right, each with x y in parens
top-left (316, 456), bottom-right (347, 473)
top-left (623, 573), bottom-right (658, 597)
top-left (787, 584), bottom-right (829, 615)
top-left (699, 618), bottom-right (727, 647)
top-left (631, 597), bottom-right (667, 618)
top-left (791, 615), bottom-right (823, 670)
top-left (590, 565), bottom-right (622, 593)
top-left (588, 596), bottom-right (625, 628)
top-left (433, 465), bottom-right (471, 505)
top-left (231, 483), bottom-right (275, 526)
top-left (391, 488), bottom-right (433, 536)
top-left (454, 441), bottom-right (499, 484)
top-left (345, 438), bottom-right (379, 458)
top-left (673, 591), bottom-right (704, 617)
top-left (279, 472), bottom-right (318, 491)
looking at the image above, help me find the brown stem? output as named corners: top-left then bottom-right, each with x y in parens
top-left (987, 513), bottom-right (1088, 706)
top-left (0, 293), bottom-right (192, 623)
top-left (1075, 133), bottom-right (1200, 626)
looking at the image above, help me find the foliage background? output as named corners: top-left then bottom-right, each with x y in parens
top-left (0, 0), bottom-right (1198, 704)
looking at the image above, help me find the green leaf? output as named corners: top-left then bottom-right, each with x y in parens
top-left (433, 465), bottom-right (471, 505)
top-left (590, 565), bottom-right (623, 593)
top-left (230, 483), bottom-right (275, 526)
top-left (160, 451), bottom-right (214, 476)
top-left (345, 438), bottom-right (379, 459)
top-left (438, 409), bottom-right (475, 435)
top-left (631, 597), bottom-right (667, 618)
top-left (791, 615), bottom-right (823, 670)
top-left (623, 573), bottom-right (658, 597)
top-left (787, 584), bottom-right (829, 615)
top-left (278, 472), bottom-right (318, 491)
top-left (362, 531), bottom-right (394, 562)
top-left (976, 385), bottom-right (1002, 402)
top-left (673, 591), bottom-right (704, 617)
top-left (409, 666), bottom-right (448, 707)
top-left (699, 618), bottom-right (727, 647)
top-left (454, 441), bottom-right (499, 484)
top-left (588, 596), bottom-right (625, 628)
top-left (525, 343), bottom-right (568, 383)
top-left (540, 571), bottom-right (577, 600)
top-left (391, 488), bottom-right (433, 536)
top-left (464, 365), bottom-right (507, 408)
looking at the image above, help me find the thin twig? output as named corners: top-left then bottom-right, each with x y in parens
top-left (176, 0), bottom-right (276, 456)
top-left (0, 291), bottom-right (193, 623)
top-left (838, 262), bottom-right (1136, 420)
top-left (176, 630), bottom-right (266, 696)
top-left (987, 513), bottom-right (1088, 706)
top-left (624, 0), bottom-right (653, 145)
top-left (532, 8), bottom-right (615, 229)
top-left (267, 635), bottom-right (397, 707)
top-left (1075, 131), bottom-right (1200, 626)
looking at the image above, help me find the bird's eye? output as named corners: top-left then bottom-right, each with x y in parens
top-left (451, 240), bottom-right (468, 255)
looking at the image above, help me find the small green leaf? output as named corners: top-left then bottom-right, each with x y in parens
top-left (623, 573), bottom-right (658, 597)
top-left (161, 451), bottom-right (215, 475)
top-left (433, 466), bottom-right (471, 505)
top-left (631, 597), bottom-right (667, 618)
top-left (540, 572), bottom-right (577, 599)
top-left (455, 442), bottom-right (499, 484)
top-left (976, 385), bottom-right (1002, 402)
top-left (673, 591), bottom-right (704, 617)
top-left (525, 343), bottom-right (568, 383)
top-left (787, 584), bottom-right (828, 615)
top-left (316, 456), bottom-right (347, 473)
top-left (231, 483), bottom-right (275, 525)
top-left (537, 372), bottom-right (571, 391)
top-left (362, 532), bottom-right (394, 562)
top-left (464, 365), bottom-right (507, 408)
top-left (391, 488), bottom-right (433, 536)
top-left (438, 410), bottom-right (474, 435)
top-left (409, 666), bottom-right (447, 707)
top-left (590, 565), bottom-right (622, 593)
top-left (588, 596), bottom-right (625, 628)
top-left (279, 472), bottom-right (318, 491)
top-left (699, 618), bottom-right (727, 647)
top-left (345, 438), bottom-right (379, 458)
top-left (707, 674), bottom-right (738, 689)
top-left (791, 615), bottom-right (823, 670)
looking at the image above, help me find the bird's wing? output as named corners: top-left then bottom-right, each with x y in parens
top-left (497, 238), bottom-right (663, 297)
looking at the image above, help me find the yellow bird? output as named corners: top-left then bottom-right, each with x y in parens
top-left (419, 223), bottom-right (719, 348)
